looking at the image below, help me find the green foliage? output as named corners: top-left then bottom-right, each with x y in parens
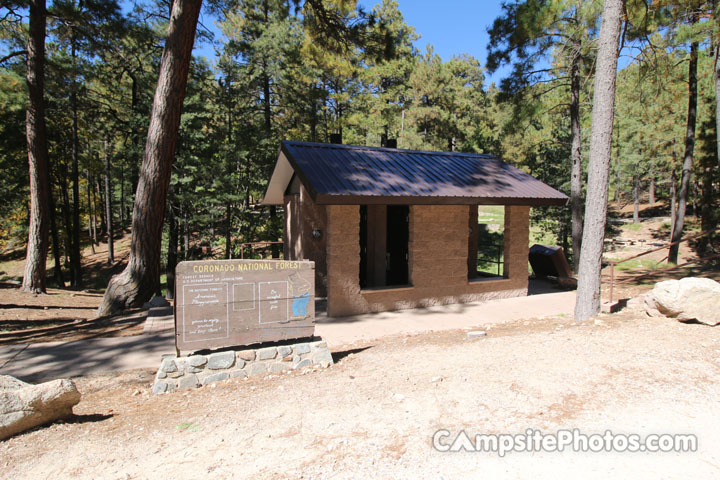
top-left (2, 0), bottom-right (718, 276)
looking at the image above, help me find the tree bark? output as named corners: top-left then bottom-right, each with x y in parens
top-left (699, 161), bottom-right (714, 254)
top-left (130, 73), bottom-right (140, 204)
top-left (48, 172), bottom-right (64, 287)
top-left (669, 41), bottom-right (698, 264)
top-left (225, 202), bottom-right (232, 259)
top-left (104, 138), bottom-right (114, 264)
top-left (96, 177), bottom-right (106, 236)
top-left (574, 0), bottom-right (623, 322)
top-left (570, 48), bottom-right (583, 273)
top-left (120, 163), bottom-right (125, 227)
top-left (183, 208), bottom-right (189, 259)
top-left (261, 57), bottom-right (280, 259)
top-left (97, 0), bottom-right (202, 316)
top-left (714, 40), bottom-right (720, 172)
top-left (648, 176), bottom-right (655, 205)
top-left (59, 168), bottom-right (72, 267)
top-left (670, 169), bottom-right (677, 239)
top-left (22, 0), bottom-right (51, 294)
top-left (70, 38), bottom-right (82, 287)
top-left (166, 202), bottom-right (178, 299)
top-left (86, 169), bottom-right (95, 255)
top-left (632, 174), bottom-right (639, 224)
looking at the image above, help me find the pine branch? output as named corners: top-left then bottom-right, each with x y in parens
top-left (0, 50), bottom-right (26, 64)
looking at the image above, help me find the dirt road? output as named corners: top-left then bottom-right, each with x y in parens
top-left (3, 306), bottom-right (720, 479)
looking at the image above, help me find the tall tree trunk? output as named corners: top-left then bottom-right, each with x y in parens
top-left (86, 169), bottom-right (95, 255)
top-left (613, 121), bottom-right (620, 206)
top-left (699, 161), bottom-right (714, 254)
top-left (166, 202), bottom-right (178, 299)
top-left (261, 59), bottom-right (280, 259)
top-left (22, 0), bottom-right (51, 294)
top-left (183, 209), bottom-right (189, 258)
top-left (574, 0), bottom-right (623, 322)
top-left (310, 93), bottom-right (317, 142)
top-left (225, 202), bottom-right (232, 259)
top-left (60, 169), bottom-right (73, 267)
top-left (90, 174), bottom-right (97, 245)
top-left (225, 97), bottom-right (233, 259)
top-left (48, 173), bottom-right (64, 287)
top-left (96, 177), bottom-right (106, 236)
top-left (714, 39), bottom-right (720, 172)
top-left (120, 163), bottom-right (125, 227)
top-left (648, 176), bottom-right (655, 205)
top-left (570, 48), bottom-right (583, 273)
top-left (70, 39), bottom-right (82, 287)
top-left (130, 70), bottom-right (140, 200)
top-left (669, 40), bottom-right (698, 264)
top-left (97, 0), bottom-right (202, 316)
top-left (633, 174), bottom-right (639, 224)
top-left (104, 138), bottom-right (114, 264)
top-left (670, 169), bottom-right (677, 240)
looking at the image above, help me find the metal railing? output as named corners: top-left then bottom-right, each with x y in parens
top-left (607, 227), bottom-right (720, 303)
top-left (477, 241), bottom-right (504, 276)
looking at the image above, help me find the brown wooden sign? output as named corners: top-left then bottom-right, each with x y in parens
top-left (174, 260), bottom-right (315, 352)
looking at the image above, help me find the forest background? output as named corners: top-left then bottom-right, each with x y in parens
top-left (1, 0), bottom-right (717, 303)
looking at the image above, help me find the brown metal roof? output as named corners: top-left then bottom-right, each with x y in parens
top-left (263, 141), bottom-right (568, 206)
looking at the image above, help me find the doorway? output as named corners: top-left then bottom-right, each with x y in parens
top-left (386, 205), bottom-right (409, 286)
top-left (359, 205), bottom-right (409, 288)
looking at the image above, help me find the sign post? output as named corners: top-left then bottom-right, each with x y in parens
top-left (174, 259), bottom-right (315, 353)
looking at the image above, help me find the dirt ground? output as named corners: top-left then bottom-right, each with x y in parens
top-left (2, 307), bottom-right (720, 479)
top-left (0, 234), bottom-right (148, 344)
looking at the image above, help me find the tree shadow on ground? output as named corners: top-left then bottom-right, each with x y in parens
top-left (65, 413), bottom-right (114, 424)
top-left (332, 346), bottom-right (372, 364)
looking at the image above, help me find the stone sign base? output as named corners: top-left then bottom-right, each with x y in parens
top-left (152, 338), bottom-right (333, 394)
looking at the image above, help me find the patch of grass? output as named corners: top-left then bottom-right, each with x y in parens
top-left (611, 258), bottom-right (664, 271)
top-left (478, 205), bottom-right (504, 216)
top-left (621, 223), bottom-right (643, 231)
top-left (477, 206), bottom-right (505, 225)
top-left (176, 422), bottom-right (202, 432)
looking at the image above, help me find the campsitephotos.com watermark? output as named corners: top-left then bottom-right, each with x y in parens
top-left (432, 429), bottom-right (697, 457)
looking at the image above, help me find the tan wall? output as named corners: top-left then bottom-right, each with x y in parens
top-left (326, 205), bottom-right (362, 316)
top-left (326, 204), bottom-right (530, 317)
top-left (503, 205), bottom-right (530, 283)
top-left (468, 206), bottom-right (479, 279)
top-left (283, 178), bottom-right (328, 296)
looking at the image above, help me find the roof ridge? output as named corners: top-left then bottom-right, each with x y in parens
top-left (282, 140), bottom-right (498, 159)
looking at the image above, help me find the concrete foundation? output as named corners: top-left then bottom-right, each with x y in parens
top-left (152, 338), bottom-right (333, 394)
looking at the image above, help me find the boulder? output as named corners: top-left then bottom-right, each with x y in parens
top-left (142, 296), bottom-right (170, 309)
top-left (0, 375), bottom-right (81, 440)
top-left (646, 277), bottom-right (720, 326)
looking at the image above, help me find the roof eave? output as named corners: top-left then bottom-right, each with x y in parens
top-left (261, 143), bottom-right (320, 205)
top-left (314, 194), bottom-right (569, 206)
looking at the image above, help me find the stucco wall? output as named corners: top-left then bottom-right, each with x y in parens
top-left (325, 204), bottom-right (530, 317)
top-left (283, 178), bottom-right (328, 296)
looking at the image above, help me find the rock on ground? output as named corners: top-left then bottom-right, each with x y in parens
top-left (646, 277), bottom-right (720, 326)
top-left (142, 296), bottom-right (171, 309)
top-left (0, 375), bottom-right (81, 440)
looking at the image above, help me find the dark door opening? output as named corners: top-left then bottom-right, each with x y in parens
top-left (386, 205), bottom-right (409, 286)
top-left (359, 205), bottom-right (409, 288)
top-left (359, 205), bottom-right (368, 289)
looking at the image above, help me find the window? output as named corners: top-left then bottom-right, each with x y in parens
top-left (360, 205), bottom-right (409, 288)
top-left (471, 205), bottom-right (505, 279)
